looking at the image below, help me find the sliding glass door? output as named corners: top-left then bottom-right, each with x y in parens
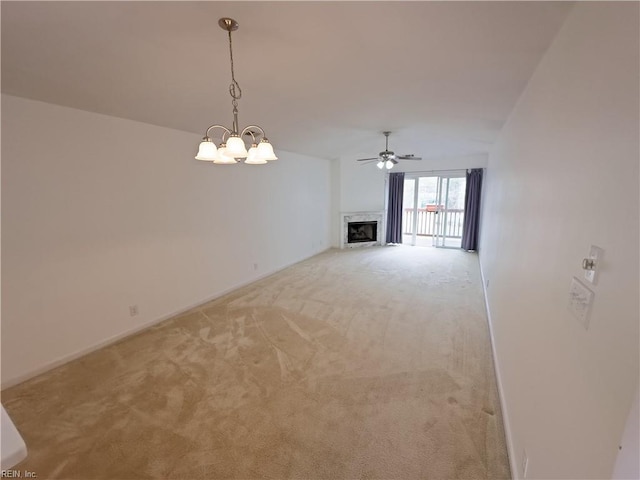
top-left (432, 174), bottom-right (466, 248)
top-left (402, 171), bottom-right (466, 248)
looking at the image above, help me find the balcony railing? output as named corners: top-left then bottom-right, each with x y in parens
top-left (403, 207), bottom-right (465, 238)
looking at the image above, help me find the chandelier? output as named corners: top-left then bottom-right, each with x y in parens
top-left (195, 18), bottom-right (277, 165)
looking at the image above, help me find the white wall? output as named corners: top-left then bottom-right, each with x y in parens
top-left (1, 94), bottom-right (332, 387)
top-left (333, 153), bottom-right (488, 246)
top-left (613, 387), bottom-right (639, 479)
top-left (330, 159), bottom-right (343, 248)
top-left (393, 153), bottom-right (487, 175)
top-left (339, 155), bottom-right (387, 214)
top-left (479, 3), bottom-right (639, 479)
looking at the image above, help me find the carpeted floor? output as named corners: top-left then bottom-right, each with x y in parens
top-left (2, 246), bottom-right (510, 479)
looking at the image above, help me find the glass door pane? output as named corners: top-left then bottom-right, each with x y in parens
top-left (445, 177), bottom-right (466, 247)
top-left (402, 175), bottom-right (441, 247)
top-left (417, 177), bottom-right (438, 247)
top-left (402, 178), bottom-right (417, 245)
top-left (433, 177), bottom-right (446, 247)
top-left (434, 175), bottom-right (466, 248)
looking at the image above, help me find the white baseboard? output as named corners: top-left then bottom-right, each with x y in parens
top-left (1, 247), bottom-right (332, 390)
top-left (478, 259), bottom-right (518, 480)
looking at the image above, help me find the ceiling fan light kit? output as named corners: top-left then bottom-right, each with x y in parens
top-left (357, 131), bottom-right (422, 170)
top-left (195, 17), bottom-right (277, 165)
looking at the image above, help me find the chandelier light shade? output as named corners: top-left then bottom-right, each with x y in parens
top-left (195, 17), bottom-right (277, 165)
top-left (195, 140), bottom-right (218, 161)
top-left (214, 143), bottom-right (237, 164)
top-left (256, 139), bottom-right (278, 161)
top-left (224, 135), bottom-right (248, 158)
top-left (245, 144), bottom-right (267, 164)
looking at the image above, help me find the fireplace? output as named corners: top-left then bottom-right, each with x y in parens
top-left (348, 221), bottom-right (377, 243)
top-left (340, 211), bottom-right (384, 248)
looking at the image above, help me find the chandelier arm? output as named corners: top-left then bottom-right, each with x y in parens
top-left (243, 130), bottom-right (257, 143)
top-left (204, 124), bottom-right (231, 140)
top-left (241, 125), bottom-right (266, 141)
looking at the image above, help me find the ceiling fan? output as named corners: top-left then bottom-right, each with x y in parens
top-left (356, 131), bottom-right (422, 170)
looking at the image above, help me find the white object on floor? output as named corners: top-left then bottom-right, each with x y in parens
top-left (1, 404), bottom-right (27, 469)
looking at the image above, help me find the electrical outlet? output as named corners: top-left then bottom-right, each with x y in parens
top-left (522, 450), bottom-right (529, 478)
top-left (129, 305), bottom-right (139, 317)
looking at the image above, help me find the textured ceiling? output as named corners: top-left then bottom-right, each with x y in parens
top-left (1, 1), bottom-right (573, 160)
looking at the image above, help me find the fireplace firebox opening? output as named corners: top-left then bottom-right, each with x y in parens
top-left (347, 221), bottom-right (377, 243)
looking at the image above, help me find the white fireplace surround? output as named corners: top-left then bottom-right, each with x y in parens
top-left (340, 211), bottom-right (385, 249)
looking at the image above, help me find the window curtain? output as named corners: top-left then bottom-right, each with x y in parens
top-left (461, 168), bottom-right (483, 251)
top-left (386, 172), bottom-right (405, 244)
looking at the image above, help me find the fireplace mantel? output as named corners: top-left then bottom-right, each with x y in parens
top-left (340, 211), bottom-right (385, 249)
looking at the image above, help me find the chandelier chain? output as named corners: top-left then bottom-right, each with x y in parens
top-left (227, 30), bottom-right (242, 102)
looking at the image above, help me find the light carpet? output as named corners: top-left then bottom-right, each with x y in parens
top-left (2, 246), bottom-right (510, 479)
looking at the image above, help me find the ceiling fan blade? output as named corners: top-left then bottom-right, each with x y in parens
top-left (358, 159), bottom-right (379, 165)
top-left (356, 157), bottom-right (380, 162)
top-left (398, 155), bottom-right (422, 160)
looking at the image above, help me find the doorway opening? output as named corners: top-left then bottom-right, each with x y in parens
top-left (402, 172), bottom-right (466, 248)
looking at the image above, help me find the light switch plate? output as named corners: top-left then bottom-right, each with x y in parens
top-left (569, 277), bottom-right (594, 329)
top-left (584, 245), bottom-right (604, 284)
